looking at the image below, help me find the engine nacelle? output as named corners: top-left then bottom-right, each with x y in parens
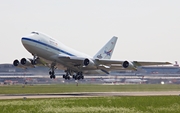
top-left (13, 57), bottom-right (44, 68)
top-left (13, 59), bottom-right (20, 67)
top-left (13, 59), bottom-right (26, 68)
top-left (122, 61), bottom-right (136, 70)
top-left (83, 58), bottom-right (95, 67)
top-left (20, 58), bottom-right (34, 67)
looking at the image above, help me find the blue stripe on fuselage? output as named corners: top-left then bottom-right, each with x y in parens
top-left (22, 37), bottom-right (75, 56)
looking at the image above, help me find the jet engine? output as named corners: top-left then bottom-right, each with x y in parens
top-left (20, 58), bottom-right (34, 67)
top-left (122, 61), bottom-right (137, 70)
top-left (13, 59), bottom-right (20, 67)
top-left (83, 58), bottom-right (95, 67)
top-left (13, 59), bottom-right (26, 68)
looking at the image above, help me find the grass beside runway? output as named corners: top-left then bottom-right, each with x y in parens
top-left (0, 96), bottom-right (180, 113)
top-left (1, 84), bottom-right (180, 113)
top-left (0, 84), bottom-right (180, 94)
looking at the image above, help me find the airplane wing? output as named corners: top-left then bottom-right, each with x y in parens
top-left (57, 55), bottom-right (85, 66)
top-left (95, 59), bottom-right (171, 66)
top-left (131, 61), bottom-right (171, 66)
top-left (55, 55), bottom-right (172, 72)
top-left (95, 60), bottom-right (171, 73)
top-left (95, 59), bottom-right (124, 65)
top-left (13, 54), bottom-right (172, 77)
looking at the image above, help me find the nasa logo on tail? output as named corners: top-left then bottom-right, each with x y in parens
top-left (96, 48), bottom-right (113, 59)
top-left (94, 39), bottom-right (116, 59)
top-left (104, 49), bottom-right (112, 56)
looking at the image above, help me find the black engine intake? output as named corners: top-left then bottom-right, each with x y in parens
top-left (122, 61), bottom-right (129, 68)
top-left (13, 60), bottom-right (19, 66)
top-left (20, 58), bottom-right (27, 65)
top-left (84, 58), bottom-right (90, 66)
top-left (122, 60), bottom-right (137, 70)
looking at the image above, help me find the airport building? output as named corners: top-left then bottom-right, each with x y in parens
top-left (1, 63), bottom-right (180, 85)
top-left (139, 66), bottom-right (180, 74)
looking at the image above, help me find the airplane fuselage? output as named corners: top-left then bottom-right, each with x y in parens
top-left (22, 32), bottom-right (90, 58)
top-left (21, 32), bottom-right (92, 70)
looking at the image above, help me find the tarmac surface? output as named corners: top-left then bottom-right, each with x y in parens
top-left (0, 91), bottom-right (179, 99)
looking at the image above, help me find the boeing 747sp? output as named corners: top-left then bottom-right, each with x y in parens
top-left (13, 32), bottom-right (171, 80)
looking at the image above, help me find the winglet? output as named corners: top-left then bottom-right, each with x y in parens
top-left (93, 36), bottom-right (118, 59)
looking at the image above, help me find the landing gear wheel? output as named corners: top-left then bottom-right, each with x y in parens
top-left (64, 75), bottom-right (70, 80)
top-left (50, 75), bottom-right (56, 79)
top-left (31, 60), bottom-right (37, 65)
top-left (81, 76), bottom-right (84, 79)
top-left (68, 76), bottom-right (70, 80)
top-left (73, 75), bottom-right (75, 79)
top-left (49, 71), bottom-right (56, 79)
top-left (73, 72), bottom-right (84, 80)
top-left (49, 71), bottom-right (52, 75)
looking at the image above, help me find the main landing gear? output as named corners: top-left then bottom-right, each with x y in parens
top-left (63, 69), bottom-right (71, 80)
top-left (49, 65), bottom-right (56, 79)
top-left (63, 74), bottom-right (70, 80)
top-left (62, 70), bottom-right (84, 80)
top-left (72, 72), bottom-right (84, 80)
top-left (49, 71), bottom-right (55, 79)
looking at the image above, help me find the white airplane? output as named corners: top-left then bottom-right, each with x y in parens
top-left (13, 31), bottom-right (171, 80)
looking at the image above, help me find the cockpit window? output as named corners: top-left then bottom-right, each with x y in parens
top-left (31, 32), bottom-right (39, 35)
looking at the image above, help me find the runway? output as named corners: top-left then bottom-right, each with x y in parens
top-left (0, 91), bottom-right (179, 99)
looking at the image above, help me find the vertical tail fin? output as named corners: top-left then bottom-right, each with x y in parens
top-left (93, 36), bottom-right (118, 59)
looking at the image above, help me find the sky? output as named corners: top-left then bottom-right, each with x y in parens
top-left (0, 0), bottom-right (180, 64)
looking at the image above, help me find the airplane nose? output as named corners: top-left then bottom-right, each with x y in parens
top-left (21, 32), bottom-right (40, 53)
top-left (21, 37), bottom-right (35, 53)
top-left (21, 37), bottom-right (28, 44)
top-left (21, 36), bottom-right (33, 46)
top-left (21, 37), bottom-right (25, 43)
